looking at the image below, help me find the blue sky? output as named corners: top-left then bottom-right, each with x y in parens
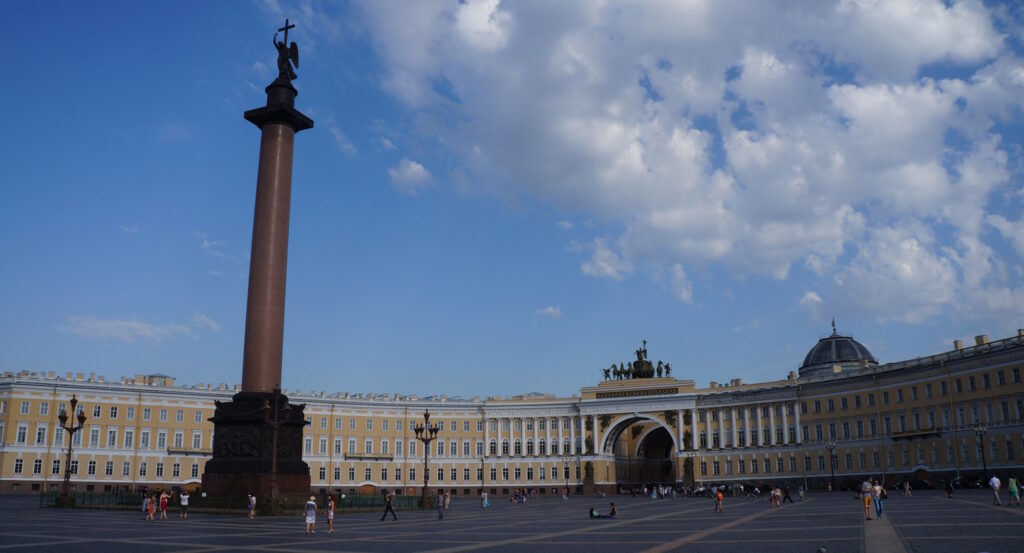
top-left (2, 1), bottom-right (1024, 399)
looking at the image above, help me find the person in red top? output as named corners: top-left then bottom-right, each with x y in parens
top-left (714, 488), bottom-right (724, 512)
top-left (159, 491), bottom-right (171, 520)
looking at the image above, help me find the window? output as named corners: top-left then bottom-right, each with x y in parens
top-left (467, 468), bottom-right (473, 481)
top-left (192, 464), bottom-right (199, 478)
top-left (109, 406), bottom-right (118, 419)
top-left (36, 426), bottom-right (47, 445)
top-left (16, 425), bottom-right (27, 444)
top-left (349, 419), bottom-right (356, 430)
top-left (381, 439), bottom-right (389, 455)
top-left (14, 459), bottom-right (23, 474)
top-left (502, 467), bottom-right (509, 480)
top-left (452, 468), bottom-right (458, 480)
top-left (451, 421), bottom-right (457, 432)
top-left (143, 408), bottom-right (151, 421)
top-left (465, 421), bottom-right (471, 431)
top-left (105, 461), bottom-right (114, 476)
top-left (156, 462), bottom-right (164, 477)
top-left (107, 429), bottom-right (117, 448)
top-left (998, 370), bottom-right (1006, 386)
top-left (139, 462), bottom-right (147, 477)
top-left (349, 467), bottom-right (355, 481)
top-left (382, 419), bottom-right (389, 431)
top-left (123, 461), bottom-right (131, 476)
top-left (159, 409), bottom-right (167, 422)
top-left (87, 461), bottom-right (96, 475)
top-left (335, 418), bottom-right (343, 429)
top-left (348, 439), bottom-right (356, 454)
top-left (464, 441), bottom-right (471, 456)
top-left (140, 431), bottom-right (150, 448)
top-left (896, 389), bottom-right (904, 403)
top-left (52, 459), bottom-right (61, 475)
top-left (157, 431), bottom-right (167, 449)
top-left (364, 439), bottom-right (372, 454)
top-left (941, 381), bottom-right (948, 395)
top-left (827, 399), bottom-right (835, 412)
top-left (381, 467), bottom-right (388, 481)
top-left (882, 391), bottom-right (889, 404)
top-left (397, 420), bottom-right (403, 431)
top-left (195, 410), bottom-right (203, 423)
top-left (320, 438), bottom-right (328, 454)
top-left (90, 428), bottom-right (99, 447)
top-left (366, 419), bottom-right (373, 430)
top-left (841, 397), bottom-right (848, 410)
top-left (193, 433), bottom-right (202, 449)
top-left (32, 459), bottom-right (42, 474)
top-left (925, 383), bottom-right (933, 398)
top-left (93, 405), bottom-right (101, 418)
top-left (968, 376), bottom-right (976, 391)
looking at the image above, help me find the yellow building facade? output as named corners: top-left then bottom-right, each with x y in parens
top-left (2, 330), bottom-right (1023, 496)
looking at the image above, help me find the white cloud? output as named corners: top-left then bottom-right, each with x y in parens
top-left (200, 239), bottom-right (228, 258)
top-left (190, 312), bottom-right (222, 332)
top-left (556, 220), bottom-right (574, 231)
top-left (536, 306), bottom-right (562, 318)
top-left (581, 238), bottom-right (632, 281)
top-left (327, 120), bottom-right (356, 156)
top-left (355, 0), bottom-right (1020, 325)
top-left (121, 226), bottom-right (138, 235)
top-left (387, 158), bottom-right (433, 195)
top-left (58, 316), bottom-right (194, 343)
top-left (799, 291), bottom-right (825, 319)
top-left (670, 264), bottom-right (693, 303)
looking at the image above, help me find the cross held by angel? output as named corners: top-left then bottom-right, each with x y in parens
top-left (274, 19), bottom-right (300, 81)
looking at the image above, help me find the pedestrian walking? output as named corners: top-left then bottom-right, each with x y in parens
top-left (944, 478), bottom-right (954, 499)
top-left (436, 493), bottom-right (445, 519)
top-left (179, 490), bottom-right (189, 519)
top-left (1009, 476), bottom-right (1020, 507)
top-left (248, 493), bottom-right (256, 518)
top-left (714, 488), bottom-right (724, 512)
top-left (159, 491), bottom-right (171, 519)
top-left (381, 491), bottom-right (398, 521)
top-left (860, 478), bottom-right (873, 520)
top-left (142, 495), bottom-right (150, 520)
top-left (798, 484), bottom-right (805, 501)
top-left (871, 479), bottom-right (885, 518)
top-left (326, 495), bottom-right (335, 534)
top-left (305, 496), bottom-right (318, 534)
top-left (444, 490), bottom-right (451, 510)
top-left (989, 474), bottom-right (1002, 505)
top-left (903, 481), bottom-right (911, 497)
top-left (146, 494), bottom-right (156, 520)
top-left (783, 485), bottom-right (794, 503)
top-left (608, 502), bottom-right (618, 518)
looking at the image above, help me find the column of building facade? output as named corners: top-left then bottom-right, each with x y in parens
top-left (756, 405), bottom-right (763, 446)
top-left (795, 403), bottom-right (802, 444)
top-left (717, 408), bottom-right (725, 448)
top-left (744, 405), bottom-right (752, 447)
top-left (769, 403), bottom-right (776, 446)
top-left (705, 409), bottom-right (713, 449)
top-left (532, 417), bottom-right (538, 457)
top-left (781, 403), bottom-right (789, 444)
top-left (484, 416), bottom-right (490, 457)
top-left (569, 415), bottom-right (576, 454)
top-left (557, 416), bottom-right (564, 455)
top-left (520, 417), bottom-right (526, 456)
top-left (676, 409), bottom-right (684, 451)
top-left (692, 405), bottom-right (700, 448)
top-left (545, 417), bottom-right (552, 456)
top-left (497, 417), bottom-right (503, 457)
top-left (731, 406), bottom-right (738, 448)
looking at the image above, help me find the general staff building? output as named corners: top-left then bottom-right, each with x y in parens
top-left (2, 329), bottom-right (1023, 496)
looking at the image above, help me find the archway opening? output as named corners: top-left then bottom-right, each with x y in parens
top-left (610, 422), bottom-right (675, 489)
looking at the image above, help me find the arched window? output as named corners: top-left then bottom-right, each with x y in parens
top-left (526, 439), bottom-right (534, 456)
top-left (489, 440), bottom-right (497, 455)
top-left (538, 439), bottom-right (546, 455)
top-left (514, 439), bottom-right (522, 455)
top-left (501, 439), bottom-right (510, 455)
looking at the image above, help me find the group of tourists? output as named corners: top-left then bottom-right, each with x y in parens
top-left (588, 502), bottom-right (618, 518)
top-left (859, 478), bottom-right (887, 520)
top-left (988, 474), bottom-right (1023, 506)
top-left (141, 490), bottom-right (187, 520)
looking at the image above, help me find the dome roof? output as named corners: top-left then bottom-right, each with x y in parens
top-left (799, 328), bottom-right (877, 377)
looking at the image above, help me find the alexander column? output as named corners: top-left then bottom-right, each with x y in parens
top-left (202, 19), bottom-right (314, 507)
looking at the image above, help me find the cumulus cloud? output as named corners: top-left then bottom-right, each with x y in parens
top-left (354, 0), bottom-right (1021, 326)
top-left (799, 291), bottom-right (825, 319)
top-left (536, 306), bottom-right (562, 318)
top-left (556, 220), bottom-right (574, 231)
top-left (387, 158), bottom-right (433, 195)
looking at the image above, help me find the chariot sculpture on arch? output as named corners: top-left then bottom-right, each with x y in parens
top-left (274, 18), bottom-right (300, 81)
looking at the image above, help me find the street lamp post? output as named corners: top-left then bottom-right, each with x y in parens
top-left (57, 395), bottom-right (88, 506)
top-left (414, 410), bottom-right (441, 506)
top-left (263, 387), bottom-right (291, 511)
top-left (825, 441), bottom-right (837, 492)
top-left (974, 425), bottom-right (988, 481)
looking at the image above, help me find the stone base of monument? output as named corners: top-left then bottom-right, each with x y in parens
top-left (201, 392), bottom-right (310, 506)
